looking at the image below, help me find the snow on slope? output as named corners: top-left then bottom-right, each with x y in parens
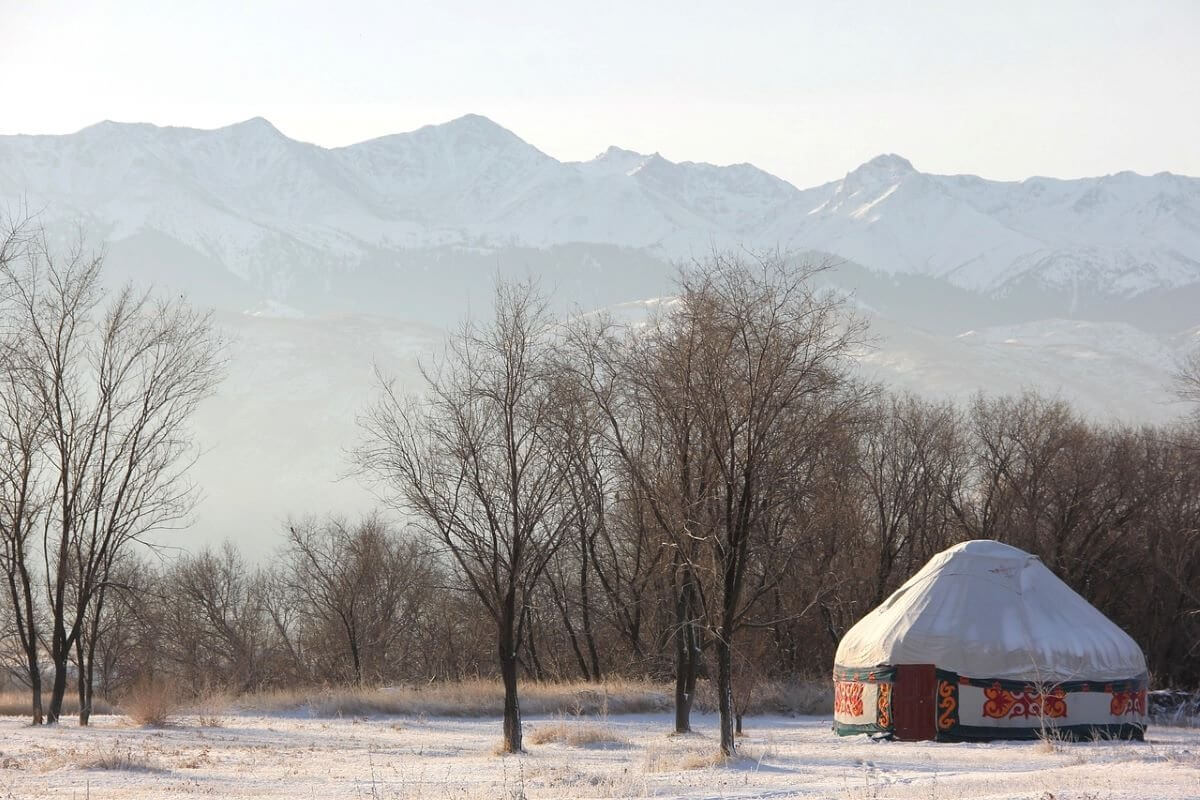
top-left (859, 317), bottom-right (1191, 424)
top-left (4, 116), bottom-right (1198, 553)
top-left (4, 116), bottom-right (1200, 310)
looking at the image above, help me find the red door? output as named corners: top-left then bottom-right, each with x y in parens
top-left (893, 664), bottom-right (937, 741)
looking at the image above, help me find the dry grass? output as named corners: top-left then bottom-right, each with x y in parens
top-left (643, 743), bottom-right (769, 772)
top-left (0, 676), bottom-right (833, 730)
top-left (187, 689), bottom-right (232, 727)
top-left (77, 741), bottom-right (164, 772)
top-left (695, 679), bottom-right (832, 716)
top-left (528, 718), bottom-right (628, 747)
top-left (0, 689), bottom-right (114, 718)
top-left (119, 677), bottom-right (179, 727)
top-left (1034, 725), bottom-right (1071, 755)
top-left (237, 678), bottom-right (673, 718)
top-left (233, 677), bottom-right (830, 720)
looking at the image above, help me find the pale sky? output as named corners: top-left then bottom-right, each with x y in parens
top-left (2, 0), bottom-right (1198, 187)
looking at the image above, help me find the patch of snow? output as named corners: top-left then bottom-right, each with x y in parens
top-left (2, 712), bottom-right (1195, 799)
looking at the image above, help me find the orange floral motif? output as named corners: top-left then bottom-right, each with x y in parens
top-left (937, 680), bottom-right (957, 730)
top-left (833, 681), bottom-right (864, 717)
top-left (982, 683), bottom-right (1068, 720)
top-left (876, 683), bottom-right (892, 728)
top-left (1110, 689), bottom-right (1146, 717)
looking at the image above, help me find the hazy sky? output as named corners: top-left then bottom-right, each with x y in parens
top-left (3, 0), bottom-right (1198, 187)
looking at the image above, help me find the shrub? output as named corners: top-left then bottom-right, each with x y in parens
top-left (120, 677), bottom-right (179, 727)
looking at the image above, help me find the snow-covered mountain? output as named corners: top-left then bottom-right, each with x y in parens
top-left (3, 115), bottom-right (1198, 554)
top-left (4, 115), bottom-right (1200, 324)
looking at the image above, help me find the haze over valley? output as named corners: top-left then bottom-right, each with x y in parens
top-left (3, 115), bottom-right (1197, 554)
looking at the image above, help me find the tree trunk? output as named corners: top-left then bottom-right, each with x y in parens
top-left (716, 630), bottom-right (736, 756)
top-left (523, 619), bottom-right (547, 682)
top-left (342, 615), bottom-right (363, 686)
top-left (79, 630), bottom-right (100, 726)
top-left (499, 613), bottom-right (523, 753)
top-left (75, 635), bottom-right (89, 726)
top-left (550, 576), bottom-right (591, 680)
top-left (579, 531), bottom-right (602, 682)
top-left (29, 667), bottom-right (43, 725)
top-left (7, 549), bottom-right (44, 724)
top-left (672, 562), bottom-right (699, 734)
top-left (736, 713), bottom-right (743, 736)
top-left (46, 654), bottom-right (69, 724)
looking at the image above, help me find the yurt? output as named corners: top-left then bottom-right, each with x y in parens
top-left (833, 540), bottom-right (1148, 741)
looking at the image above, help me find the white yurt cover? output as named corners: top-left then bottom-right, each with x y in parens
top-left (833, 540), bottom-right (1149, 740)
top-left (837, 540), bottom-right (1146, 681)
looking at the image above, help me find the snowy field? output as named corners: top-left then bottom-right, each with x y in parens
top-left (0, 712), bottom-right (1196, 799)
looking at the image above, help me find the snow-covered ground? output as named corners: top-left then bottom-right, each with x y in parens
top-left (2, 712), bottom-right (1196, 799)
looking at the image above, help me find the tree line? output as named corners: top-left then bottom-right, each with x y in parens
top-left (1, 228), bottom-right (1197, 756)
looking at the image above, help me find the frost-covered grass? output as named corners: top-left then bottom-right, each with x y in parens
top-left (0, 711), bottom-right (1195, 798)
top-left (527, 717), bottom-right (628, 747)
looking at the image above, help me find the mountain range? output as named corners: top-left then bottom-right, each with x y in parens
top-left (5, 114), bottom-right (1200, 326)
top-left (2, 115), bottom-right (1197, 554)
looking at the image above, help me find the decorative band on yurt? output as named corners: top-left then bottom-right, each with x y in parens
top-left (929, 669), bottom-right (1148, 741)
top-left (832, 665), bottom-right (895, 736)
top-left (832, 665), bottom-right (1148, 741)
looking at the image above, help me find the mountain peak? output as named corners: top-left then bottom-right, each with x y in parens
top-left (445, 112), bottom-right (498, 126)
top-left (435, 113), bottom-right (514, 139)
top-left (75, 119), bottom-right (157, 138)
top-left (597, 145), bottom-right (647, 160)
top-left (400, 114), bottom-right (545, 157)
top-left (858, 153), bottom-right (915, 174)
top-left (224, 117), bottom-right (286, 139)
top-left (838, 153), bottom-right (917, 195)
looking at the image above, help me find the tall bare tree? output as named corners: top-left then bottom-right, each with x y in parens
top-left (356, 280), bottom-right (573, 753)
top-left (0, 219), bottom-right (49, 722)
top-left (0, 222), bottom-right (224, 724)
top-left (674, 254), bottom-right (867, 755)
top-left (564, 295), bottom-right (712, 734)
top-left (568, 252), bottom-right (867, 753)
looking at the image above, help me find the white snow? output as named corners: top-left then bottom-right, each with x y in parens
top-left (4, 117), bottom-right (1200, 301)
top-left (4, 116), bottom-right (1198, 554)
top-left (3, 712), bottom-right (1195, 799)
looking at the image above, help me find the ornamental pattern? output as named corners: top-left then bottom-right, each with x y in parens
top-left (833, 681), bottom-right (864, 716)
top-left (1109, 688), bottom-right (1147, 717)
top-left (982, 683), bottom-right (1068, 720)
top-left (876, 683), bottom-right (892, 728)
top-left (937, 680), bottom-right (958, 730)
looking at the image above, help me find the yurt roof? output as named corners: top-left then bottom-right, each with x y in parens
top-left (834, 540), bottom-right (1147, 682)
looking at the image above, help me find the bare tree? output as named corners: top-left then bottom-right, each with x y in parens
top-left (0, 220), bottom-right (48, 722)
top-left (0, 223), bottom-right (224, 724)
top-left (563, 296), bottom-right (712, 734)
top-left (356, 280), bottom-right (573, 753)
top-left (159, 543), bottom-right (277, 693)
top-left (567, 252), bottom-right (867, 753)
top-left (281, 515), bottom-right (433, 686)
top-left (856, 393), bottom-right (962, 605)
top-left (673, 254), bottom-right (867, 755)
